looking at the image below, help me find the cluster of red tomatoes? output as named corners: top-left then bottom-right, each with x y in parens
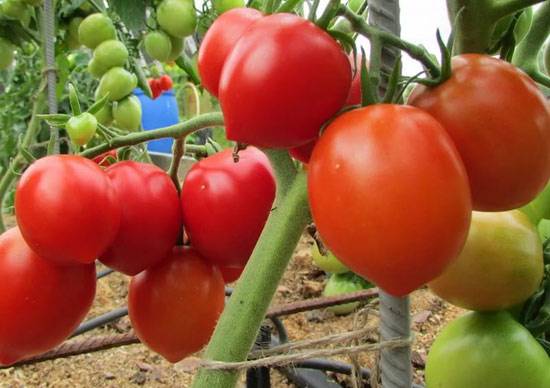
top-left (148, 75), bottom-right (174, 99)
top-left (0, 144), bottom-right (276, 365)
top-left (198, 9), bottom-right (550, 387)
top-left (199, 8), bottom-right (550, 295)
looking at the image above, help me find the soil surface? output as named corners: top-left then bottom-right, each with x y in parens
top-left (0, 215), bottom-right (464, 387)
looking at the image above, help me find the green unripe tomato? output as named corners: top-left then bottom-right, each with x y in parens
top-left (78, 13), bottom-right (116, 49)
top-left (88, 57), bottom-right (109, 79)
top-left (426, 311), bottom-right (550, 388)
top-left (1, 0), bottom-right (29, 20)
top-left (0, 37), bottom-right (15, 70)
top-left (323, 272), bottom-right (372, 315)
top-left (94, 103), bottom-right (113, 126)
top-left (66, 17), bottom-right (83, 50)
top-left (93, 40), bottom-right (128, 70)
top-left (213, 0), bottom-right (244, 14)
top-left (66, 112), bottom-right (98, 146)
top-left (520, 183), bottom-right (550, 224)
top-left (113, 95), bottom-right (142, 131)
top-left (166, 35), bottom-right (183, 61)
top-left (143, 31), bottom-right (172, 62)
top-left (311, 240), bottom-right (349, 274)
top-left (96, 67), bottom-right (138, 101)
top-left (539, 219), bottom-right (550, 242)
top-left (157, 0), bottom-right (196, 38)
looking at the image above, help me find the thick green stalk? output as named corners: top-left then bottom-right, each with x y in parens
top-left (446, 0), bottom-right (544, 54)
top-left (262, 149), bottom-right (297, 201)
top-left (0, 92), bottom-right (46, 233)
top-left (192, 168), bottom-right (311, 388)
top-left (80, 112), bottom-right (224, 159)
top-left (168, 137), bottom-right (186, 193)
top-left (338, 6), bottom-right (441, 78)
top-left (512, 1), bottom-right (550, 87)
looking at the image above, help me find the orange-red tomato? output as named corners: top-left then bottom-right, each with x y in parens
top-left (409, 54), bottom-right (550, 211)
top-left (308, 104), bottom-right (472, 296)
top-left (128, 247), bottom-right (225, 362)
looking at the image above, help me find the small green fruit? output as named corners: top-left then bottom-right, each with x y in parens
top-left (96, 67), bottom-right (138, 101)
top-left (157, 0), bottom-right (196, 38)
top-left (93, 40), bottom-right (128, 70)
top-left (66, 112), bottom-right (97, 146)
top-left (311, 240), bottom-right (349, 274)
top-left (143, 31), bottom-right (172, 62)
top-left (78, 13), bottom-right (116, 49)
top-left (113, 96), bottom-right (142, 131)
top-left (323, 272), bottom-right (372, 315)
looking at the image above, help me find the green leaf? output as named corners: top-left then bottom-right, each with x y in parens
top-left (108, 0), bottom-right (147, 33)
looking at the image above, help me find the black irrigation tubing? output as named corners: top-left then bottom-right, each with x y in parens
top-left (286, 358), bottom-right (424, 388)
top-left (71, 307), bottom-right (129, 338)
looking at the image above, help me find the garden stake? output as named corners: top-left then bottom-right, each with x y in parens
top-left (368, 1), bottom-right (413, 387)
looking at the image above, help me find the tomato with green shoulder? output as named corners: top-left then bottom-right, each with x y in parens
top-left (426, 311), bottom-right (550, 388)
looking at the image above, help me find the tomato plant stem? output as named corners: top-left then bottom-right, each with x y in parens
top-left (192, 170), bottom-right (311, 388)
top-left (80, 112), bottom-right (224, 159)
top-left (262, 149), bottom-right (297, 202)
top-left (338, 6), bottom-right (441, 78)
top-left (492, 0), bottom-right (547, 19)
top-left (0, 90), bottom-right (46, 233)
top-left (168, 136), bottom-right (186, 193)
top-left (512, 1), bottom-right (550, 87)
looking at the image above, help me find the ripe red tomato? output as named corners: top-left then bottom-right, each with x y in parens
top-left (219, 13), bottom-right (352, 148)
top-left (198, 8), bottom-right (263, 97)
top-left (409, 54), bottom-right (550, 211)
top-left (99, 161), bottom-right (181, 275)
top-left (289, 53), bottom-right (365, 164)
top-left (91, 149), bottom-right (117, 167)
top-left (128, 246), bottom-right (225, 362)
top-left (148, 78), bottom-right (161, 99)
top-left (159, 75), bottom-right (173, 91)
top-left (289, 140), bottom-right (316, 164)
top-left (0, 227), bottom-right (96, 365)
top-left (308, 105), bottom-right (472, 296)
top-left (218, 264), bottom-right (244, 284)
top-left (181, 147), bottom-right (275, 269)
top-left (15, 155), bottom-right (120, 266)
top-left (345, 53), bottom-right (365, 106)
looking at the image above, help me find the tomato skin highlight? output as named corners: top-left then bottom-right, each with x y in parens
top-left (99, 161), bottom-right (182, 276)
top-left (128, 247), bottom-right (225, 363)
top-left (409, 54), bottom-right (550, 211)
top-left (308, 105), bottom-right (472, 296)
top-left (198, 8), bottom-right (263, 97)
top-left (219, 13), bottom-right (352, 148)
top-left (181, 147), bottom-right (276, 269)
top-left (426, 311), bottom-right (550, 388)
top-left (0, 228), bottom-right (96, 366)
top-left (429, 210), bottom-right (543, 311)
top-left (15, 155), bottom-right (121, 266)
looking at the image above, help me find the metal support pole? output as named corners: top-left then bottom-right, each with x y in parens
top-left (368, 1), bottom-right (413, 387)
top-left (42, 0), bottom-right (59, 154)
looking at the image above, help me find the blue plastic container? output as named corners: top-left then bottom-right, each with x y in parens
top-left (134, 88), bottom-right (179, 153)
